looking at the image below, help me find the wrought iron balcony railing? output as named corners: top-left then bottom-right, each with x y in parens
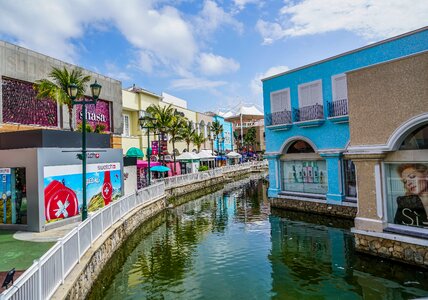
top-left (327, 98), bottom-right (348, 117)
top-left (293, 104), bottom-right (324, 122)
top-left (265, 110), bottom-right (292, 126)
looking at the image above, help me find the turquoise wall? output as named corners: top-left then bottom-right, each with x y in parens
top-left (263, 28), bottom-right (428, 199)
top-left (213, 116), bottom-right (233, 152)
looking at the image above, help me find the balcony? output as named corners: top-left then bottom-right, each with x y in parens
top-left (293, 104), bottom-right (325, 127)
top-left (327, 99), bottom-right (349, 123)
top-left (265, 110), bottom-right (292, 130)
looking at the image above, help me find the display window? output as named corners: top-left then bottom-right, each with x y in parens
top-left (385, 163), bottom-right (428, 229)
top-left (344, 160), bottom-right (357, 198)
top-left (0, 168), bottom-right (27, 224)
top-left (282, 160), bottom-right (328, 194)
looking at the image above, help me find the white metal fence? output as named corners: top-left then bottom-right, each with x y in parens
top-left (0, 182), bottom-right (165, 300)
top-left (159, 160), bottom-right (268, 189)
top-left (1, 160), bottom-right (268, 300)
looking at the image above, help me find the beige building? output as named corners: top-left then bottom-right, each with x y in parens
top-left (346, 51), bottom-right (428, 266)
top-left (121, 86), bottom-right (213, 156)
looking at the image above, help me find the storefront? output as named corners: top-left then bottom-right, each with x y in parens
top-left (0, 130), bottom-right (123, 232)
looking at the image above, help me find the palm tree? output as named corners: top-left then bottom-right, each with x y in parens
top-left (146, 104), bottom-right (174, 162)
top-left (180, 121), bottom-right (196, 152)
top-left (168, 115), bottom-right (186, 174)
top-left (34, 67), bottom-right (91, 131)
top-left (192, 132), bottom-right (207, 152)
top-left (210, 121), bottom-right (223, 155)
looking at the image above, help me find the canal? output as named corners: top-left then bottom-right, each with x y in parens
top-left (89, 175), bottom-right (428, 300)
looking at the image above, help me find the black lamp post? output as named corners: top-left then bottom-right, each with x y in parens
top-left (68, 80), bottom-right (102, 221)
top-left (139, 112), bottom-right (157, 186)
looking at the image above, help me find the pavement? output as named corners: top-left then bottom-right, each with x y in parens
top-left (13, 222), bottom-right (78, 242)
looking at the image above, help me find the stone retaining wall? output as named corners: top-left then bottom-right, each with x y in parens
top-left (355, 233), bottom-right (428, 268)
top-left (270, 198), bottom-right (357, 219)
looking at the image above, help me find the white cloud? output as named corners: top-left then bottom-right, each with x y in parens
top-left (250, 65), bottom-right (290, 96)
top-left (194, 0), bottom-right (243, 37)
top-left (0, 0), bottom-right (197, 71)
top-left (198, 53), bottom-right (240, 76)
top-left (256, 0), bottom-right (428, 44)
top-left (170, 77), bottom-right (227, 90)
top-left (233, 0), bottom-right (262, 11)
top-left (104, 62), bottom-right (131, 81)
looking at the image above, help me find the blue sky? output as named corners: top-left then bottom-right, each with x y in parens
top-left (1, 0), bottom-right (427, 113)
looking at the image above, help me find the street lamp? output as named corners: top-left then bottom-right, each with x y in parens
top-left (68, 80), bottom-right (102, 221)
top-left (139, 112), bottom-right (157, 186)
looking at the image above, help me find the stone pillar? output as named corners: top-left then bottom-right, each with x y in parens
top-left (320, 153), bottom-right (345, 203)
top-left (265, 153), bottom-right (281, 197)
top-left (347, 153), bottom-right (387, 232)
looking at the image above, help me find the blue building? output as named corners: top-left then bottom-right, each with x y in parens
top-left (213, 115), bottom-right (233, 154)
top-left (263, 27), bottom-right (428, 203)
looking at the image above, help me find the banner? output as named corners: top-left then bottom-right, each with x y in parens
top-left (385, 163), bottom-right (428, 228)
top-left (43, 163), bottom-right (121, 223)
top-left (0, 168), bottom-right (13, 224)
top-left (75, 99), bottom-right (111, 132)
top-left (151, 141), bottom-right (159, 155)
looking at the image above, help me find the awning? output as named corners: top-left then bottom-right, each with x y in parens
top-left (126, 147), bottom-right (144, 158)
top-left (137, 160), bottom-right (161, 168)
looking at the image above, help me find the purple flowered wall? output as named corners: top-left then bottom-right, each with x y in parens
top-left (75, 99), bottom-right (111, 132)
top-left (2, 77), bottom-right (58, 127)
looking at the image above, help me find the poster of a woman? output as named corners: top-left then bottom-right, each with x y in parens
top-left (394, 163), bottom-right (428, 228)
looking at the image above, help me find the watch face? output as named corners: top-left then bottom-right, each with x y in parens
top-left (102, 182), bottom-right (113, 205)
top-left (45, 180), bottom-right (79, 221)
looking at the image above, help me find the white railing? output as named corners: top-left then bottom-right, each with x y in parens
top-left (0, 182), bottom-right (165, 300)
top-left (158, 160), bottom-right (268, 189)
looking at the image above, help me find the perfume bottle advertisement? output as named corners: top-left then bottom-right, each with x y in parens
top-left (283, 160), bottom-right (327, 194)
top-left (43, 163), bottom-right (122, 223)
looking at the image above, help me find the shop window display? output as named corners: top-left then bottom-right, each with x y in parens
top-left (344, 160), bottom-right (357, 198)
top-left (0, 168), bottom-right (27, 224)
top-left (282, 160), bottom-right (328, 194)
top-left (385, 163), bottom-right (428, 229)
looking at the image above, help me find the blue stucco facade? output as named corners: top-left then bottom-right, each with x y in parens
top-left (213, 115), bottom-right (233, 153)
top-left (263, 28), bottom-right (428, 201)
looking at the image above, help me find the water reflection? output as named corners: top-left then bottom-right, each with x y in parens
top-left (90, 175), bottom-right (428, 300)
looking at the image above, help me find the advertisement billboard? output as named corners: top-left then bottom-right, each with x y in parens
top-left (43, 163), bottom-right (121, 223)
top-left (75, 99), bottom-right (111, 132)
top-left (0, 168), bottom-right (13, 224)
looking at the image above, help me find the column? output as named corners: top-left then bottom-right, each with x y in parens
top-left (265, 154), bottom-right (281, 198)
top-left (320, 153), bottom-right (345, 203)
top-left (348, 153), bottom-right (387, 232)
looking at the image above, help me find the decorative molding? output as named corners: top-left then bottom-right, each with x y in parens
top-left (374, 163), bottom-right (383, 219)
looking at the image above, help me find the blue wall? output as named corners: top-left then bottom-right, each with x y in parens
top-left (213, 116), bottom-right (233, 152)
top-left (263, 28), bottom-right (428, 200)
top-left (263, 28), bottom-right (428, 153)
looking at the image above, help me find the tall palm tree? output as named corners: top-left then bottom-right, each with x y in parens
top-left (210, 121), bottom-right (223, 155)
top-left (146, 104), bottom-right (174, 163)
top-left (168, 115), bottom-right (186, 174)
top-left (191, 132), bottom-right (207, 152)
top-left (34, 67), bottom-right (91, 131)
top-left (180, 121), bottom-right (196, 152)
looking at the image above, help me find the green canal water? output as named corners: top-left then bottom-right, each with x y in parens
top-left (89, 176), bottom-right (428, 300)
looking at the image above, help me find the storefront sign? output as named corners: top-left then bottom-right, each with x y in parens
top-left (385, 163), bottom-right (428, 229)
top-left (43, 163), bottom-right (121, 223)
top-left (151, 141), bottom-right (159, 155)
top-left (75, 99), bottom-right (111, 132)
top-left (282, 160), bottom-right (328, 194)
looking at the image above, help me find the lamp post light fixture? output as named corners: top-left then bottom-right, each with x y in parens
top-left (139, 112), bottom-right (157, 186)
top-left (68, 80), bottom-right (102, 221)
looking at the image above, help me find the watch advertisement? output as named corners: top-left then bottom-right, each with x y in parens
top-left (0, 168), bottom-right (13, 224)
top-left (44, 163), bottom-right (122, 223)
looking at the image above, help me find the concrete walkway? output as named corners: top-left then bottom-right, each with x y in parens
top-left (13, 222), bottom-right (79, 242)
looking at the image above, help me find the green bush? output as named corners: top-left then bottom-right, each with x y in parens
top-left (198, 165), bottom-right (209, 172)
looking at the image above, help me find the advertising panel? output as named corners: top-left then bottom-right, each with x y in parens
top-left (43, 163), bottom-right (121, 223)
top-left (151, 141), bottom-right (159, 156)
top-left (0, 168), bottom-right (13, 224)
top-left (75, 99), bottom-right (111, 132)
top-left (385, 163), bottom-right (428, 229)
top-left (282, 160), bottom-right (328, 194)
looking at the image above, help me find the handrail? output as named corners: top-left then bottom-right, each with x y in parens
top-left (0, 182), bottom-right (165, 300)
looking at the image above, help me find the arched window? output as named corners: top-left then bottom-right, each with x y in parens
top-left (286, 140), bottom-right (315, 153)
top-left (399, 124), bottom-right (428, 150)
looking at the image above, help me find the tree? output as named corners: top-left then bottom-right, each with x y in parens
top-left (244, 127), bottom-right (258, 152)
top-left (146, 104), bottom-right (174, 162)
top-left (191, 132), bottom-right (207, 152)
top-left (180, 121), bottom-right (196, 152)
top-left (168, 115), bottom-right (186, 174)
top-left (34, 67), bottom-right (91, 131)
top-left (210, 121), bottom-right (223, 155)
